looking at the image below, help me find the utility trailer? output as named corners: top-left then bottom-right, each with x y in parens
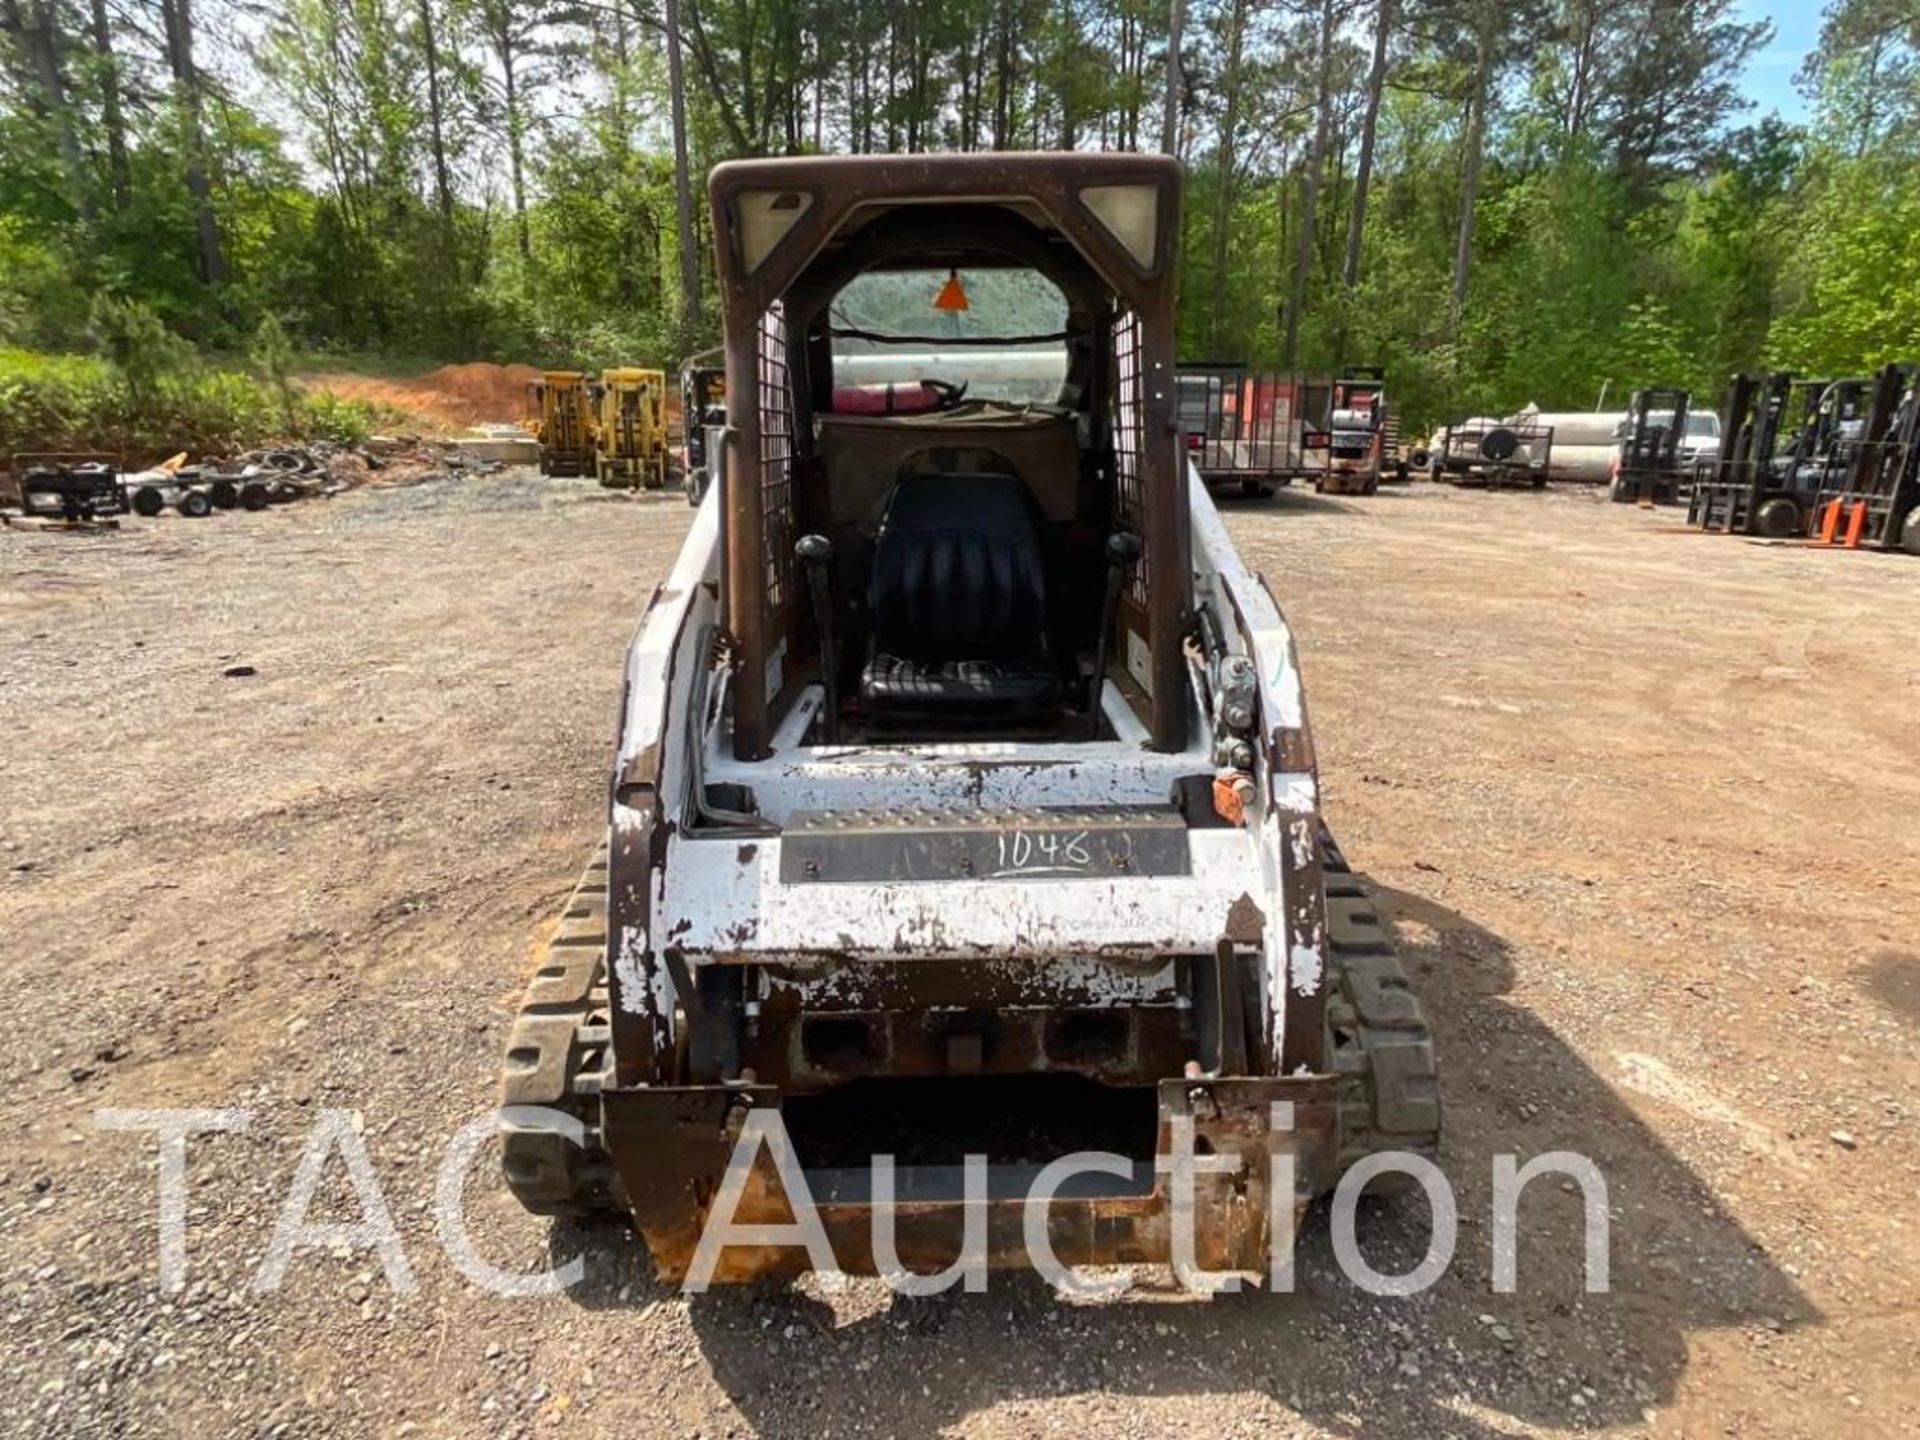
top-left (1608, 387), bottom-right (1693, 503)
top-left (499, 153), bottom-right (1439, 1287)
top-left (1175, 364), bottom-right (1320, 497)
top-left (1175, 365), bottom-right (1393, 497)
top-left (1432, 417), bottom-right (1554, 488)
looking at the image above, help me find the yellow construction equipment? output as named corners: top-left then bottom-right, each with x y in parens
top-left (591, 367), bottom-right (670, 490)
top-left (530, 370), bottom-right (596, 477)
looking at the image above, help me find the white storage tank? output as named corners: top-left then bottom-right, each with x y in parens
top-left (1510, 405), bottom-right (1627, 483)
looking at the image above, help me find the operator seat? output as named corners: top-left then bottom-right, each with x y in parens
top-left (861, 473), bottom-right (1061, 714)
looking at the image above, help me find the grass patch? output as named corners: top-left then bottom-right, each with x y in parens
top-left (0, 348), bottom-right (395, 464)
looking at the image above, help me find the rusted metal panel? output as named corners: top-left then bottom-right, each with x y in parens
top-left (602, 1076), bottom-right (1338, 1284)
top-left (1276, 814), bottom-right (1330, 1072)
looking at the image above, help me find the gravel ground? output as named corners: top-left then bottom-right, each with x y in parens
top-left (1, 474), bottom-right (1915, 1439)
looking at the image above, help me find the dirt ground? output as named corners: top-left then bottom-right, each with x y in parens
top-left (300, 362), bottom-right (544, 433)
top-left (1, 476), bottom-right (1915, 1439)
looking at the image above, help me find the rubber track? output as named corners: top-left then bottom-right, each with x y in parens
top-left (1322, 829), bottom-right (1442, 1171)
top-left (499, 847), bottom-right (625, 1216)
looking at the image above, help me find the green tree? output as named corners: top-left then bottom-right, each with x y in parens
top-left (250, 312), bottom-right (298, 432)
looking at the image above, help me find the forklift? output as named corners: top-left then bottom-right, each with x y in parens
top-left (1316, 366), bottom-right (1387, 495)
top-left (530, 370), bottom-right (597, 477)
top-left (592, 367), bottom-right (670, 490)
top-left (1609, 386), bottom-right (1692, 504)
top-left (1806, 362), bottom-right (1920, 553)
top-left (679, 349), bottom-right (726, 506)
top-left (1687, 373), bottom-right (1827, 538)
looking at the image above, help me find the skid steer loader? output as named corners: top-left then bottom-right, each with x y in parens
top-left (593, 367), bottom-right (671, 490)
top-left (500, 154), bottom-right (1439, 1287)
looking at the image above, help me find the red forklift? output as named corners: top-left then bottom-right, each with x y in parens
top-left (1317, 367), bottom-right (1387, 495)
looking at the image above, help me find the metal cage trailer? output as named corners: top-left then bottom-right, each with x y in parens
top-left (1175, 365), bottom-right (1327, 497)
top-left (1434, 417), bottom-right (1554, 488)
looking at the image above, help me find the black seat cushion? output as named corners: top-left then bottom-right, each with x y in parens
top-left (862, 473), bottom-right (1060, 713)
top-left (861, 655), bottom-right (1061, 711)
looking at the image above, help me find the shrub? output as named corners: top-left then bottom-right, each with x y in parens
top-left (0, 347), bottom-right (387, 461)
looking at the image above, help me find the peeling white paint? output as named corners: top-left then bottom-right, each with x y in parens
top-left (660, 828), bottom-right (1272, 960)
top-left (1271, 774), bottom-right (1317, 814)
top-left (649, 959), bottom-right (675, 1027)
top-left (613, 925), bottom-right (651, 1016)
top-left (618, 499), bottom-right (719, 770)
top-left (1288, 943), bottom-right (1324, 998)
top-left (1264, 933), bottom-right (1290, 1062)
top-left (1288, 817), bottom-right (1314, 870)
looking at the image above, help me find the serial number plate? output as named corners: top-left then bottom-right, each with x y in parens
top-left (779, 805), bottom-right (1191, 884)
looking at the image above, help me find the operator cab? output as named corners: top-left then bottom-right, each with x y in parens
top-left (713, 168), bottom-right (1184, 753)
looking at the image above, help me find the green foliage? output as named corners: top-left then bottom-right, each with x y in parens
top-left (88, 296), bottom-right (196, 406)
top-left (1766, 154), bottom-right (1920, 373)
top-left (2, 0), bottom-right (1918, 446)
top-left (0, 348), bottom-right (385, 458)
top-left (0, 217), bottom-right (89, 349)
top-left (250, 314), bottom-right (299, 432)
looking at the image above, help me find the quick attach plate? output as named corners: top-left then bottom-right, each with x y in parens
top-left (778, 805), bottom-right (1192, 884)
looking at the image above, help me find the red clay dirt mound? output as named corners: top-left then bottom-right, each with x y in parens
top-left (298, 362), bottom-right (542, 432)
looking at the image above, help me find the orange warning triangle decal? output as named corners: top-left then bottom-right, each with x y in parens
top-left (934, 269), bottom-right (970, 312)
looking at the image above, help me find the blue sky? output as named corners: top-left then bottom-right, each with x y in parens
top-left (1737, 0), bottom-right (1823, 122)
